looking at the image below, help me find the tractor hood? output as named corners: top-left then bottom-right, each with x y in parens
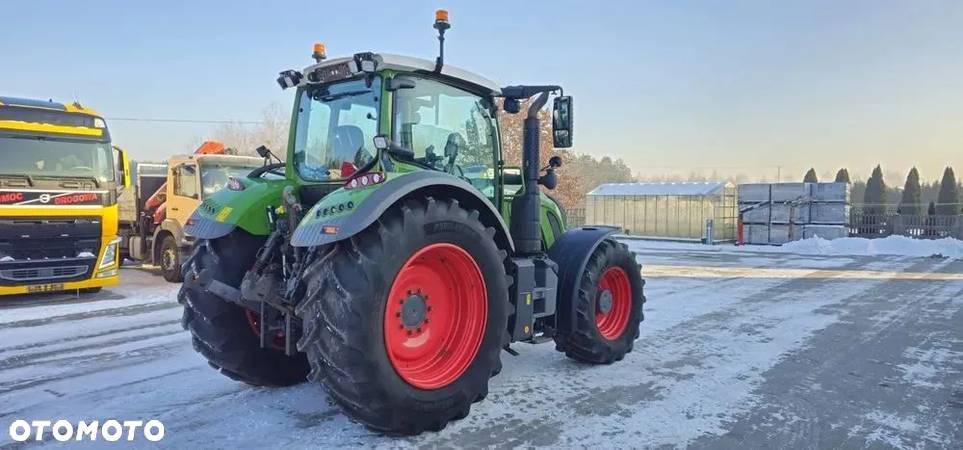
top-left (184, 175), bottom-right (295, 239)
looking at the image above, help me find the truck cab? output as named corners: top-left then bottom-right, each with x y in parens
top-left (0, 96), bottom-right (129, 296)
top-left (121, 152), bottom-right (264, 281)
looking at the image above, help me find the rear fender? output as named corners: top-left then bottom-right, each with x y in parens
top-left (291, 171), bottom-right (514, 252)
top-left (547, 226), bottom-right (619, 332)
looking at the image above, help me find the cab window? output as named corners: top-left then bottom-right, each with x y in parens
top-left (172, 164), bottom-right (198, 198)
top-left (393, 77), bottom-right (498, 194)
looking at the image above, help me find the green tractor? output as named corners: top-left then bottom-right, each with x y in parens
top-left (178, 10), bottom-right (645, 435)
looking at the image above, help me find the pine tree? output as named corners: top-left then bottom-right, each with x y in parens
top-left (864, 165), bottom-right (886, 214)
top-left (834, 168), bottom-right (850, 183)
top-left (898, 167), bottom-right (922, 216)
top-left (936, 167), bottom-right (959, 215)
top-left (803, 168), bottom-right (818, 183)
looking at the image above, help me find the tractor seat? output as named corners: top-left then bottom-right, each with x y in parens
top-left (332, 125), bottom-right (366, 165)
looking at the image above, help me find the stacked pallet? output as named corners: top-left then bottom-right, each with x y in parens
top-left (737, 182), bottom-right (850, 245)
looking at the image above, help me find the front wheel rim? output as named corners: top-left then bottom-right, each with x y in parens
top-left (384, 243), bottom-right (488, 390)
top-left (595, 266), bottom-right (632, 340)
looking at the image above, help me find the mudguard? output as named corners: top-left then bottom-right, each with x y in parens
top-left (291, 171), bottom-right (514, 251)
top-left (156, 218), bottom-right (187, 246)
top-left (184, 176), bottom-right (294, 240)
top-left (547, 226), bottom-right (619, 331)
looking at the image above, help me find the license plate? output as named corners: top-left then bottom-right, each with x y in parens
top-left (27, 283), bottom-right (64, 294)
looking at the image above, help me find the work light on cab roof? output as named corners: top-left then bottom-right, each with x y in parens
top-left (274, 8), bottom-right (455, 90)
top-left (312, 42), bottom-right (326, 62)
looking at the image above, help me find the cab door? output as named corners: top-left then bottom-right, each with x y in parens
top-left (168, 162), bottom-right (201, 226)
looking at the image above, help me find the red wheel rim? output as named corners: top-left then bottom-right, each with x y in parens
top-left (245, 310), bottom-right (286, 349)
top-left (595, 266), bottom-right (632, 340)
top-left (384, 243), bottom-right (488, 390)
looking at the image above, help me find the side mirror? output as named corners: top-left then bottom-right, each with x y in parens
top-left (503, 98), bottom-right (521, 114)
top-left (387, 76), bottom-right (416, 91)
top-left (548, 155), bottom-right (563, 169)
top-left (372, 134), bottom-right (415, 159)
top-left (552, 96), bottom-right (573, 148)
top-left (255, 145), bottom-right (272, 159)
top-left (113, 146), bottom-right (131, 189)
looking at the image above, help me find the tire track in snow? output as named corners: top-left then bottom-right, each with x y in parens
top-left (0, 301), bottom-right (179, 330)
top-left (687, 260), bottom-right (963, 449)
top-left (0, 319), bottom-right (181, 357)
top-left (0, 322), bottom-right (182, 369)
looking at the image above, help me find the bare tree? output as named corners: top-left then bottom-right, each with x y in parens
top-left (211, 103), bottom-right (290, 157)
top-left (498, 100), bottom-right (586, 210)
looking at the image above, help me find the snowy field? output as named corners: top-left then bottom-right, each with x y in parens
top-left (1, 238), bottom-right (962, 449)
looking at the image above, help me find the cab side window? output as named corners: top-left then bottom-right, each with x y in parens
top-left (393, 77), bottom-right (498, 194)
top-left (172, 164), bottom-right (198, 198)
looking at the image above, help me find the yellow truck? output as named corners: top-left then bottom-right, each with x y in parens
top-left (0, 96), bottom-right (130, 295)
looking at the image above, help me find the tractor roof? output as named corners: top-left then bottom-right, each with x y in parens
top-left (302, 53), bottom-right (501, 96)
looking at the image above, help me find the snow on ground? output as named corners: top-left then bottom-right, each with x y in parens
top-left (622, 235), bottom-right (963, 259)
top-left (1, 241), bottom-right (961, 449)
top-left (769, 236), bottom-right (963, 259)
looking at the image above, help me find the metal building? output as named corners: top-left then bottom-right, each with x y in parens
top-left (585, 182), bottom-right (738, 242)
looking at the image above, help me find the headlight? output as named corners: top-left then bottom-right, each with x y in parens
top-left (99, 238), bottom-right (121, 269)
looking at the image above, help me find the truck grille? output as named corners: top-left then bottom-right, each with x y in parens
top-left (0, 216), bottom-right (102, 259)
top-left (0, 265), bottom-right (88, 281)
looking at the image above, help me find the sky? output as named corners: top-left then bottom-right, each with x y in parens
top-left (3, 0), bottom-right (962, 184)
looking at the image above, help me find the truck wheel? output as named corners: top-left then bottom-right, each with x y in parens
top-left (296, 197), bottom-right (510, 435)
top-left (160, 235), bottom-right (183, 282)
top-left (554, 239), bottom-right (645, 364)
top-left (179, 231), bottom-right (309, 386)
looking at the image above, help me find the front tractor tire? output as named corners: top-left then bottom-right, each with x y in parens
top-left (296, 197), bottom-right (510, 435)
top-left (554, 239), bottom-right (645, 364)
top-left (179, 231), bottom-right (309, 386)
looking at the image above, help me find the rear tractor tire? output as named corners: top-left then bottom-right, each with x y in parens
top-left (296, 197), bottom-right (510, 435)
top-left (554, 239), bottom-right (645, 364)
top-left (179, 231), bottom-right (309, 386)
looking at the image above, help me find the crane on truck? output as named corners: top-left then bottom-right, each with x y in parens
top-left (119, 141), bottom-right (265, 282)
top-left (0, 96), bottom-right (130, 296)
top-left (178, 11), bottom-right (645, 435)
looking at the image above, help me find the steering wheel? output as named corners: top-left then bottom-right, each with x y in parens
top-left (70, 166), bottom-right (94, 171)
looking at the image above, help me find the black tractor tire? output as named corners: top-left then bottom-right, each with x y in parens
top-left (159, 235), bottom-right (183, 283)
top-left (296, 197), bottom-right (510, 435)
top-left (179, 230), bottom-right (309, 386)
top-left (554, 239), bottom-right (645, 364)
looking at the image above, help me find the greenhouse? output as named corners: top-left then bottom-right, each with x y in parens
top-left (585, 182), bottom-right (738, 242)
